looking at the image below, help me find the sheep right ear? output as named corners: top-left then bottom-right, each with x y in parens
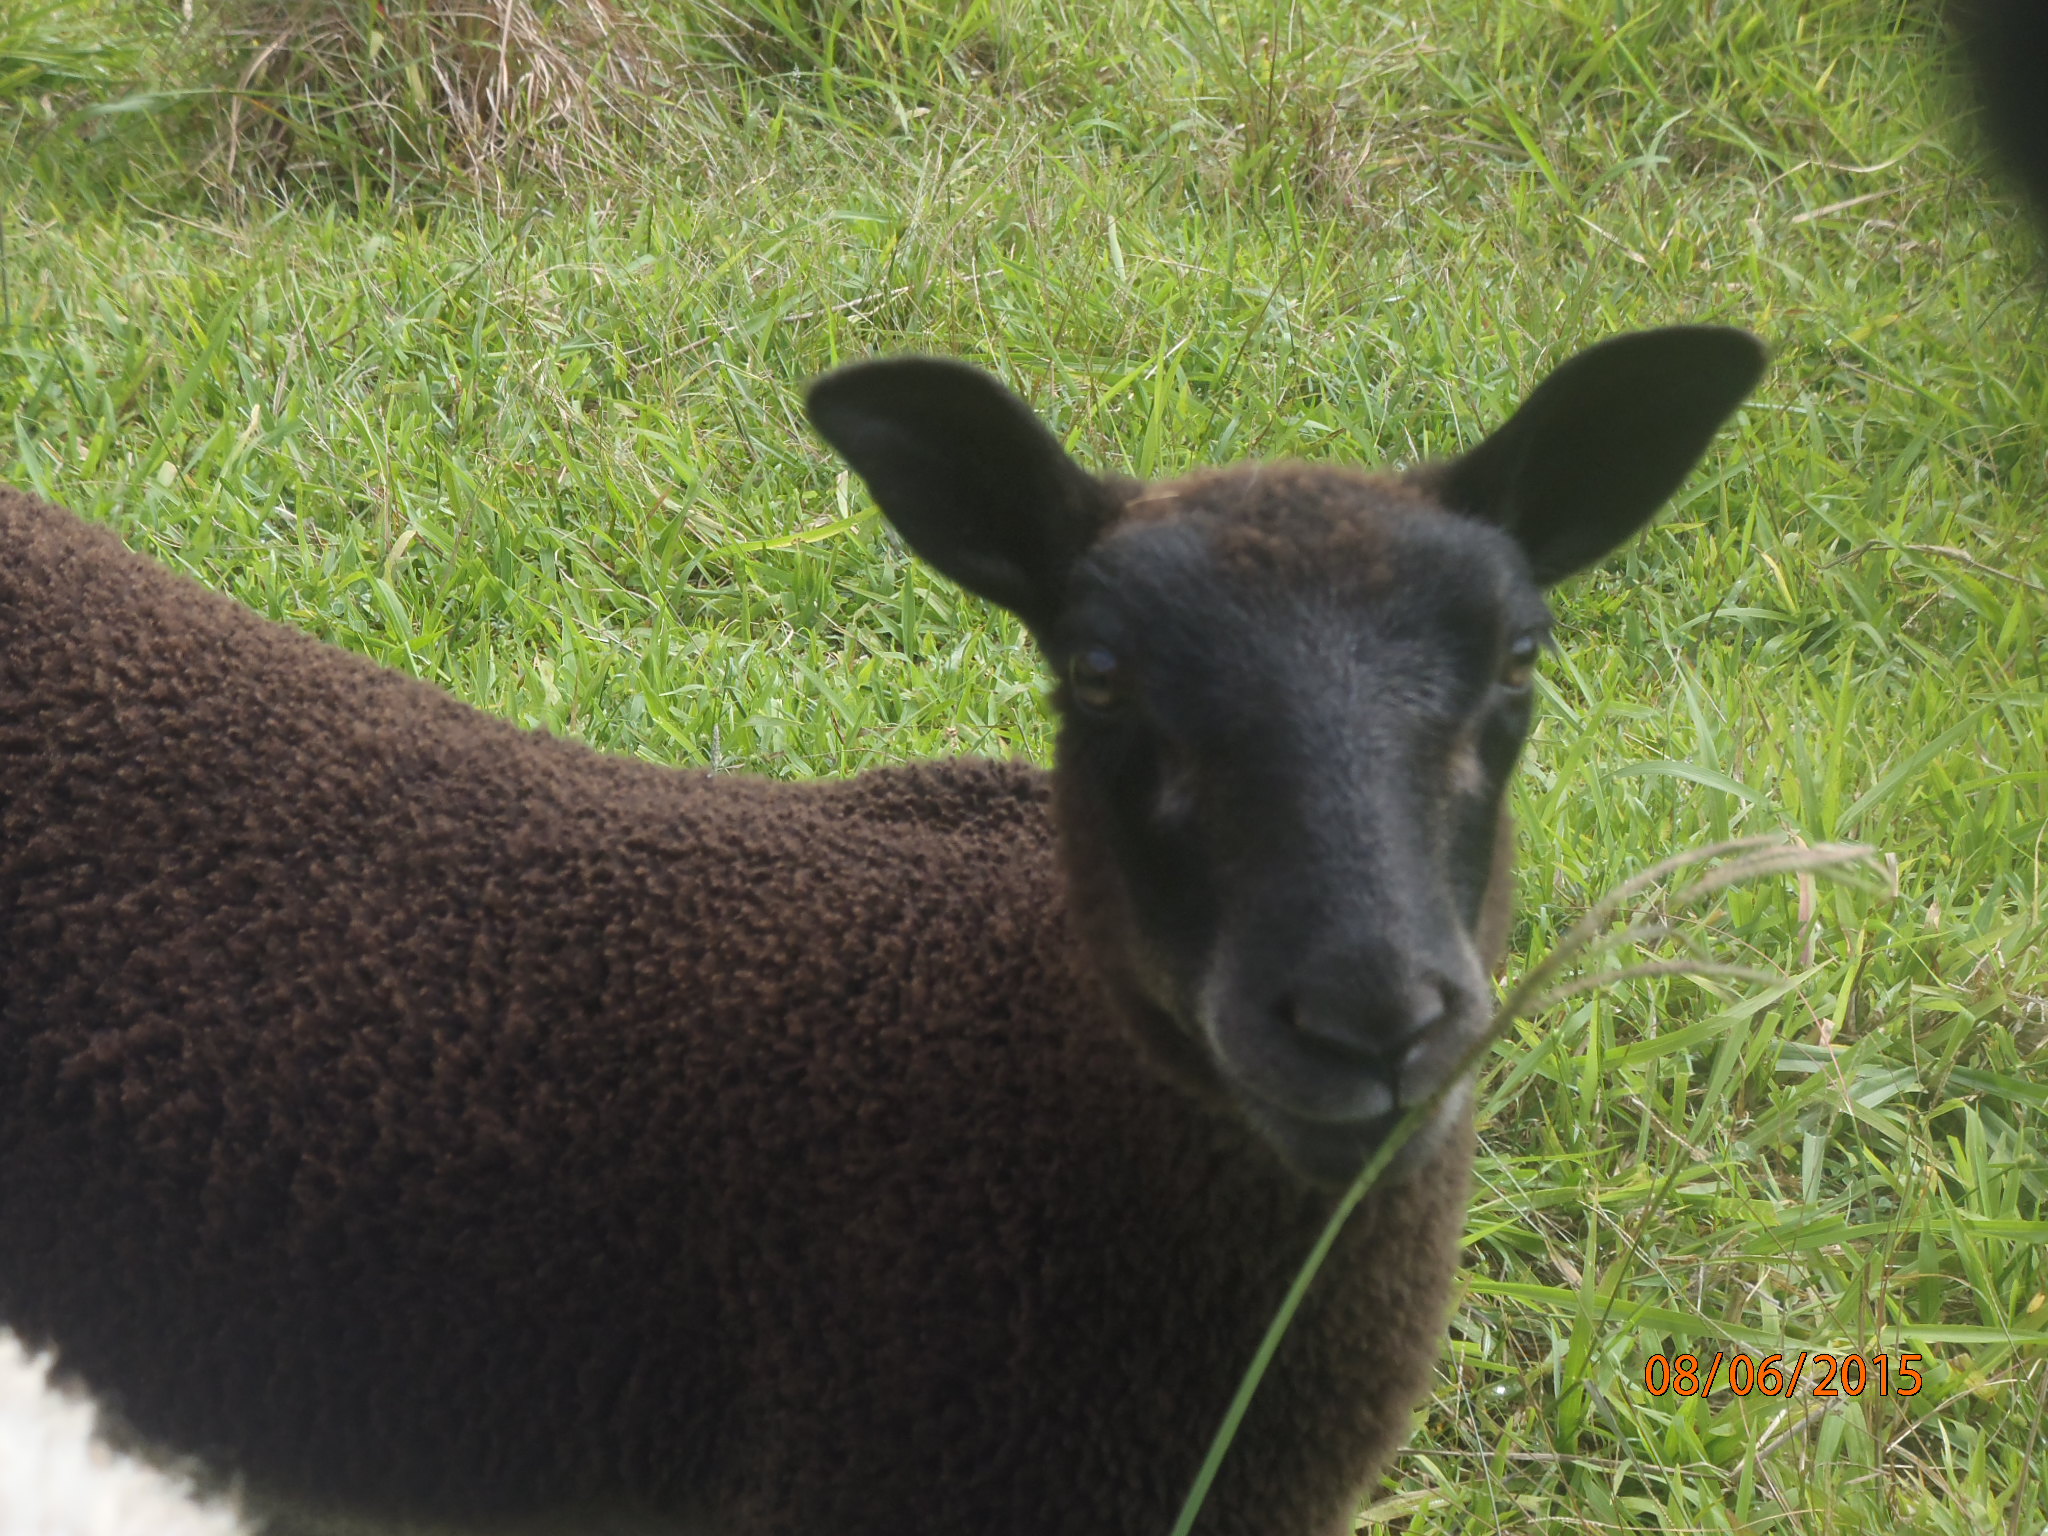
top-left (1426, 326), bottom-right (1767, 585)
top-left (806, 358), bottom-right (1116, 633)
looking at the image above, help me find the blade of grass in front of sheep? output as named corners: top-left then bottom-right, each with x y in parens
top-left (1163, 834), bottom-right (1881, 1536)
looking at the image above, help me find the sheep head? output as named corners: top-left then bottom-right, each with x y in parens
top-left (807, 328), bottom-right (1765, 1186)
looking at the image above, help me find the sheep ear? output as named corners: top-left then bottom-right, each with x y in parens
top-left (1427, 326), bottom-right (1767, 585)
top-left (806, 358), bottom-right (1115, 631)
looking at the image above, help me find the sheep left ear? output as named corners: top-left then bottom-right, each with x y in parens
top-left (1425, 326), bottom-right (1767, 585)
top-left (806, 358), bottom-right (1116, 633)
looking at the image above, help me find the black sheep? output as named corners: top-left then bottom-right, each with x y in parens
top-left (0, 327), bottom-right (1763, 1535)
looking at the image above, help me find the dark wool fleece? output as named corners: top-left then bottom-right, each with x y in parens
top-left (0, 488), bottom-right (1468, 1536)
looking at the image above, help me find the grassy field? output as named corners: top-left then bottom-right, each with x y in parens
top-left (4, 0), bottom-right (2047, 1530)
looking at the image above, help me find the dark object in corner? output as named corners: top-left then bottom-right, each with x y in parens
top-left (1958, 0), bottom-right (2048, 226)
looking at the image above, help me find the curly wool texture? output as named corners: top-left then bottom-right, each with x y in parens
top-left (0, 489), bottom-right (1468, 1535)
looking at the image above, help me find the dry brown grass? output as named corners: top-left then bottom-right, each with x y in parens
top-left (208, 0), bottom-right (672, 189)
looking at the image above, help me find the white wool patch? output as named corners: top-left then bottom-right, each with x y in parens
top-left (0, 1330), bottom-right (249, 1536)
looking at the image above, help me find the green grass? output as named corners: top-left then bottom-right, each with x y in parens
top-left (4, 0), bottom-right (2047, 1529)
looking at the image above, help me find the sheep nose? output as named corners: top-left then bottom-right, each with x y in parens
top-left (1282, 968), bottom-right (1457, 1080)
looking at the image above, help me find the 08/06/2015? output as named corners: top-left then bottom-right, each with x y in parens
top-left (1643, 1351), bottom-right (1924, 1398)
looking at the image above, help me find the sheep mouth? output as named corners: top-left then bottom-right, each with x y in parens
top-left (1233, 1078), bottom-right (1474, 1189)
top-left (1192, 977), bottom-right (1487, 1186)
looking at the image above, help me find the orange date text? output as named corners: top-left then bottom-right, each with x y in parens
top-left (1641, 1350), bottom-right (1923, 1398)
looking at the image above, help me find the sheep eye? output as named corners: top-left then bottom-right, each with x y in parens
top-left (1068, 646), bottom-right (1123, 713)
top-left (1500, 635), bottom-right (1540, 691)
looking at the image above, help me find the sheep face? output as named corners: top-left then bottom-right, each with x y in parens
top-left (1038, 476), bottom-right (1538, 1185)
top-left (808, 328), bottom-right (1765, 1185)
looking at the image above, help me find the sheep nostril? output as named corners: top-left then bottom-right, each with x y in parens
top-left (1279, 995), bottom-right (1401, 1072)
top-left (1279, 973), bottom-right (1459, 1070)
top-left (1273, 993), bottom-right (1373, 1067)
top-left (1405, 977), bottom-right (1452, 1044)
